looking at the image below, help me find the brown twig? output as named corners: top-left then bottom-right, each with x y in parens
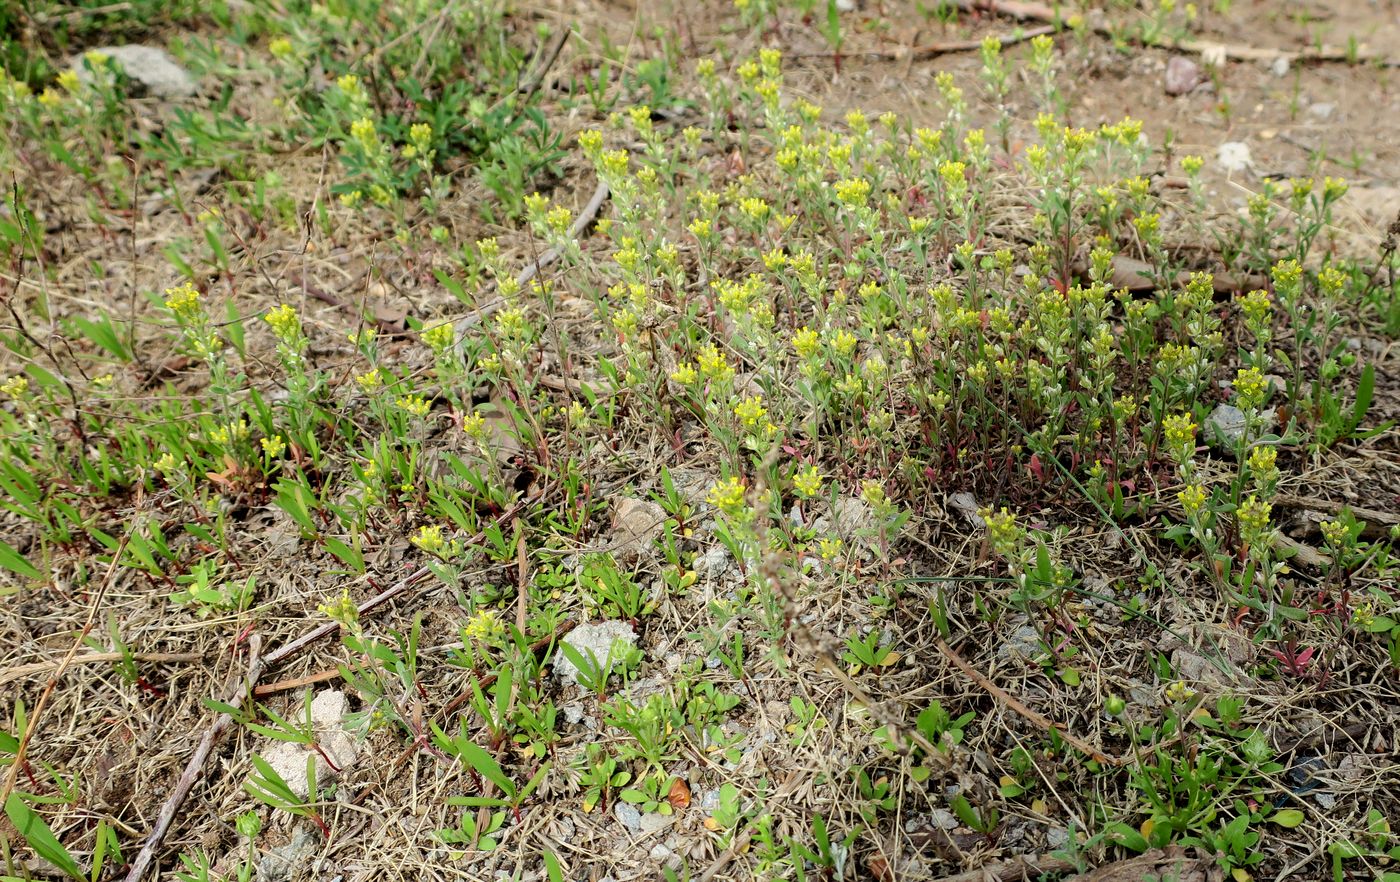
top-left (802, 23), bottom-right (1056, 61)
top-left (123, 634), bottom-right (264, 882)
top-left (929, 854), bottom-right (1075, 882)
top-left (262, 500), bottom-right (527, 670)
top-left (952, 0), bottom-right (1400, 67)
top-left (252, 667), bottom-right (344, 698)
top-left (0, 651), bottom-right (203, 685)
top-left (455, 179), bottom-right (611, 333)
top-left (934, 637), bottom-right (1119, 767)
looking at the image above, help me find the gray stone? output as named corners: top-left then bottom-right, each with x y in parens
top-left (639, 812), bottom-right (671, 835)
top-left (556, 621), bottom-right (637, 686)
top-left (75, 45), bottom-right (197, 98)
top-left (614, 801), bottom-right (642, 833)
top-left (930, 809), bottom-right (958, 830)
top-left (1216, 141), bottom-right (1253, 174)
top-left (996, 623), bottom-right (1042, 663)
top-left (1046, 826), bottom-right (1070, 849)
top-left (1205, 403), bottom-right (1277, 448)
top-left (1164, 56), bottom-right (1202, 95)
top-left (1270, 56), bottom-right (1291, 77)
top-left (256, 828), bottom-right (318, 882)
top-left (259, 690), bottom-right (358, 799)
top-left (1308, 102), bottom-right (1335, 120)
top-left (693, 546), bottom-right (732, 579)
top-left (611, 497), bottom-right (666, 561)
top-left (833, 496), bottom-right (877, 539)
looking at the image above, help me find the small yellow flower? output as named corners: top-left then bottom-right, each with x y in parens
top-left (1320, 519), bottom-right (1349, 548)
top-left (979, 507), bottom-right (1022, 558)
top-left (792, 465), bottom-right (822, 498)
top-left (707, 476), bottom-right (748, 519)
top-left (260, 435), bottom-right (287, 459)
top-left (164, 283), bottom-right (201, 318)
top-left (464, 608), bottom-right (503, 642)
top-left (57, 70), bottom-right (81, 93)
top-left (1164, 680), bottom-right (1196, 703)
top-left (1178, 483), bottom-right (1208, 518)
top-left (1233, 366), bottom-right (1268, 410)
top-left (1162, 413), bottom-right (1198, 464)
top-left (670, 363), bottom-right (699, 386)
top-left (264, 304), bottom-right (301, 343)
top-left (1236, 495), bottom-right (1273, 544)
top-left (355, 369), bottom-right (383, 392)
top-left (421, 323), bottom-right (455, 355)
top-left (412, 524), bottom-right (446, 555)
top-left (461, 411), bottom-right (487, 438)
top-left (733, 395), bottom-right (767, 429)
top-left (268, 38), bottom-right (294, 58)
top-left (818, 537), bottom-right (844, 560)
top-left (396, 395), bottom-right (431, 418)
top-left (792, 326), bottom-right (821, 360)
top-left (829, 329), bottom-right (857, 358)
top-left (0, 376), bottom-right (29, 399)
top-left (318, 588), bottom-right (359, 628)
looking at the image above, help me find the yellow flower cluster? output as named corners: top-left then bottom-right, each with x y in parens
top-left (707, 476), bottom-right (748, 519)
top-left (264, 304), bottom-right (301, 343)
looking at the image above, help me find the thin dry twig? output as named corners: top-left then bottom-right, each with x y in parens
top-left (455, 179), bottom-right (611, 332)
top-left (252, 667), bottom-right (344, 698)
top-left (953, 0), bottom-right (1400, 67)
top-left (802, 23), bottom-right (1056, 61)
top-left (0, 651), bottom-right (203, 685)
top-left (262, 500), bottom-right (526, 670)
top-left (929, 853), bottom-right (1075, 882)
top-left (123, 634), bottom-right (264, 882)
top-left (934, 636), bottom-right (1120, 767)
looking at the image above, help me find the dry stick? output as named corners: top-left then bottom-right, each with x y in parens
top-left (262, 500), bottom-right (527, 670)
top-left (252, 667), bottom-right (344, 698)
top-left (954, 0), bottom-right (1400, 67)
top-left (454, 179), bottom-right (611, 333)
top-left (934, 637), bottom-right (1120, 767)
top-left (0, 652), bottom-right (203, 685)
top-left (929, 854), bottom-right (1076, 882)
top-left (0, 540), bottom-right (125, 808)
top-left (807, 23), bottom-right (1056, 61)
top-left (123, 634), bottom-right (264, 882)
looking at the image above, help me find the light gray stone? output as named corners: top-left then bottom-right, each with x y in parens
top-left (75, 45), bottom-right (197, 98)
top-left (1216, 141), bottom-right (1253, 174)
top-left (258, 690), bottom-right (358, 799)
top-left (557, 621), bottom-right (637, 686)
top-left (614, 801), bottom-right (642, 833)
top-left (639, 812), bottom-right (671, 835)
top-left (1164, 56), bottom-right (1202, 95)
top-left (611, 497), bottom-right (665, 561)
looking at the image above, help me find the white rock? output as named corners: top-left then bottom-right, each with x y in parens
top-left (257, 690), bottom-right (358, 799)
top-left (639, 812), bottom-right (671, 835)
top-left (1308, 102), bottom-right (1335, 120)
top-left (556, 621), bottom-right (637, 686)
top-left (74, 45), bottom-right (197, 98)
top-left (1270, 56), bottom-right (1291, 77)
top-left (1216, 141), bottom-right (1253, 174)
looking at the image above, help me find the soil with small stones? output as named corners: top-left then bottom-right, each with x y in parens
top-left (2, 3), bottom-right (1398, 882)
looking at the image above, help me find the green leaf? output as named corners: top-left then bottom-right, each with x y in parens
top-left (1272, 809), bottom-right (1305, 828)
top-left (5, 793), bottom-right (84, 881)
top-left (0, 539), bottom-right (40, 581)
